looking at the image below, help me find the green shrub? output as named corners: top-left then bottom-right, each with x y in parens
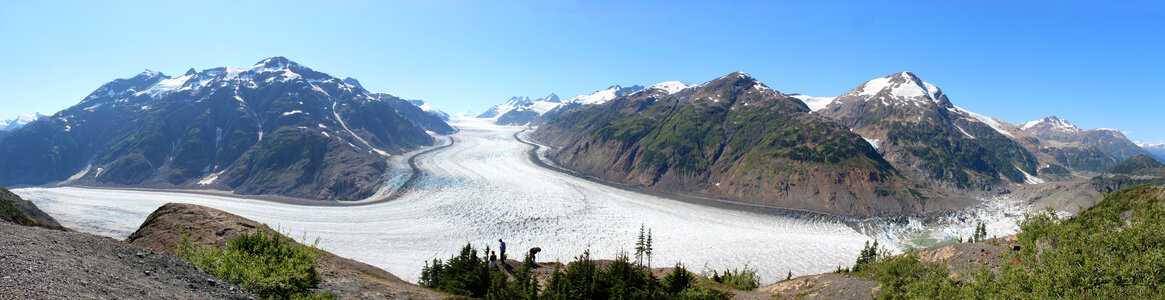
top-left (418, 243), bottom-right (505, 298)
top-left (853, 184), bottom-right (1165, 298)
top-left (176, 229), bottom-right (327, 299)
top-left (662, 263), bottom-right (695, 295)
top-left (708, 266), bottom-right (759, 291)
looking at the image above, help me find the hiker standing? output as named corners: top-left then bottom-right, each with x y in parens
top-left (499, 239), bottom-right (507, 261)
top-left (489, 251), bottom-right (497, 268)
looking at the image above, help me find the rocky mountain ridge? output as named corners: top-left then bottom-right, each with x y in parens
top-left (534, 72), bottom-right (943, 218)
top-left (0, 57), bottom-right (451, 201)
top-left (816, 72), bottom-right (1040, 190)
top-left (1019, 116), bottom-right (1148, 172)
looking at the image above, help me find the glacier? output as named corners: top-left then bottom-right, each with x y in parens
top-left (16, 117), bottom-right (905, 283)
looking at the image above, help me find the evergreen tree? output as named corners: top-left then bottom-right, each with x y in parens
top-left (562, 250), bottom-right (600, 299)
top-left (854, 240), bottom-right (880, 272)
top-left (635, 224), bottom-right (646, 266)
top-left (970, 222), bottom-right (987, 243)
top-left (485, 270), bottom-right (511, 300)
top-left (662, 263), bottom-right (695, 295)
top-left (598, 252), bottom-right (658, 299)
top-left (419, 258), bottom-right (444, 288)
top-left (645, 229), bottom-right (654, 269)
top-left (510, 258), bottom-right (540, 300)
top-left (542, 264), bottom-right (567, 300)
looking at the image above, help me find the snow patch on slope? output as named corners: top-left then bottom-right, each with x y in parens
top-left (647, 81), bottom-right (693, 94)
top-left (1018, 167), bottom-right (1045, 184)
top-left (859, 77), bottom-right (892, 96)
top-left (567, 86), bottom-right (623, 105)
top-left (951, 106), bottom-right (1014, 137)
top-left (790, 95), bottom-right (837, 112)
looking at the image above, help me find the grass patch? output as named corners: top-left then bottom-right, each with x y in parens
top-left (358, 269), bottom-right (390, 281)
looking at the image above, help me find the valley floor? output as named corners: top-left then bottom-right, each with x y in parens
top-left (16, 118), bottom-right (886, 283)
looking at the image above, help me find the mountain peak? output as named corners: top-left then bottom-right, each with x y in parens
top-left (889, 71), bottom-right (919, 81)
top-left (700, 72), bottom-right (773, 96)
top-left (183, 68), bottom-right (198, 76)
top-left (534, 93), bottom-right (560, 103)
top-left (256, 56), bottom-right (296, 69)
top-left (1020, 115), bottom-right (1080, 132)
top-left (342, 77), bottom-right (365, 90)
top-left (138, 69), bottom-right (164, 78)
top-left (728, 71), bottom-right (753, 79)
top-left (710, 72), bottom-right (756, 83)
top-left (849, 71), bottom-right (947, 106)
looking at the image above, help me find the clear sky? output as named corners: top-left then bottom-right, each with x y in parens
top-left (1, 0), bottom-right (1162, 141)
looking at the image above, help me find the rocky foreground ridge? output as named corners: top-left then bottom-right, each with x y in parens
top-left (126, 202), bottom-right (444, 299)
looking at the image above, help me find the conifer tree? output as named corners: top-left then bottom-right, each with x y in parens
top-left (646, 229), bottom-right (654, 269)
top-left (635, 224), bottom-right (646, 266)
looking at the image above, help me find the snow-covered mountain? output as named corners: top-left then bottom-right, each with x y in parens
top-left (1136, 141), bottom-right (1165, 161)
top-left (493, 84), bottom-right (677, 126)
top-left (0, 113), bottom-right (48, 131)
top-left (1020, 116), bottom-right (1148, 164)
top-left (563, 85), bottom-right (645, 105)
top-left (477, 96), bottom-right (532, 118)
top-left (408, 99), bottom-right (450, 121)
top-left (1019, 116), bottom-right (1081, 134)
top-left (0, 57), bottom-right (449, 201)
top-left (816, 71), bottom-right (1039, 189)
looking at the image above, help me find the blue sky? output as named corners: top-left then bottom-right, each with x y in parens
top-left (1, 0), bottom-right (1162, 141)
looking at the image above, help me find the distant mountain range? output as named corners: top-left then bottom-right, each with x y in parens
top-left (0, 57), bottom-right (451, 201)
top-left (1136, 141), bottom-right (1165, 161)
top-left (0, 113), bottom-right (49, 132)
top-left (1017, 116), bottom-right (1147, 172)
top-left (530, 71), bottom-right (1148, 217)
top-left (482, 85), bottom-right (647, 126)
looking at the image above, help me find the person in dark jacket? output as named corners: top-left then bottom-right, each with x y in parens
top-left (499, 239), bottom-right (507, 261)
top-left (489, 251), bottom-right (498, 268)
top-left (527, 247), bottom-right (541, 264)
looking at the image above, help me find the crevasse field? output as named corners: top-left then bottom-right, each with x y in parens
top-left (15, 117), bottom-right (875, 283)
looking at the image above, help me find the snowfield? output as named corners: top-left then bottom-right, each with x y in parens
top-left (16, 117), bottom-right (877, 283)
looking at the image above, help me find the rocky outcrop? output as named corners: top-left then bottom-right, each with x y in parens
top-left (0, 186), bottom-right (64, 230)
top-left (126, 203), bottom-right (444, 299)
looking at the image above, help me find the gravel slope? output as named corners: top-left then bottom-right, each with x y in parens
top-left (0, 221), bottom-right (250, 299)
